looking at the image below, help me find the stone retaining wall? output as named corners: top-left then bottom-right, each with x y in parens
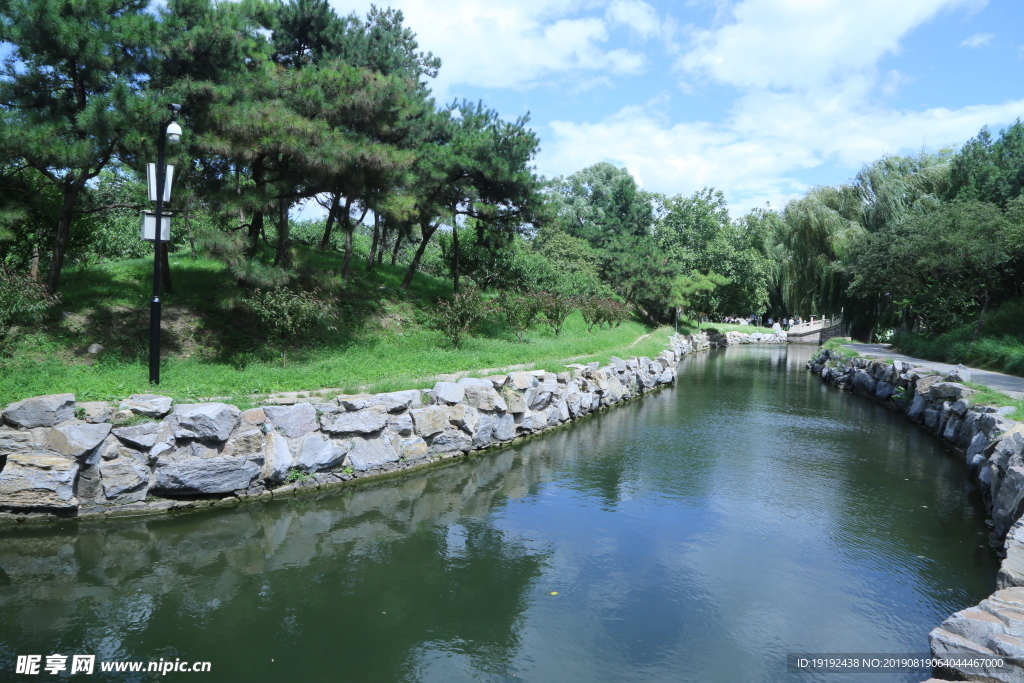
top-left (810, 350), bottom-right (1024, 682)
top-left (0, 330), bottom-right (787, 524)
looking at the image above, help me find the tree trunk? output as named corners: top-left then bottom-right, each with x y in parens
top-left (340, 197), bottom-right (354, 279)
top-left (401, 223), bottom-right (438, 289)
top-left (376, 218), bottom-right (388, 266)
top-left (319, 192), bottom-right (341, 250)
top-left (367, 211), bottom-right (379, 271)
top-left (46, 181), bottom-right (85, 293)
top-left (972, 291), bottom-right (990, 342)
top-left (30, 245), bottom-right (39, 280)
top-left (391, 229), bottom-right (403, 266)
top-left (274, 197), bottom-right (290, 267)
top-left (247, 157), bottom-right (265, 257)
top-left (452, 216), bottom-right (460, 293)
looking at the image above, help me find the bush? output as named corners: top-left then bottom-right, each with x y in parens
top-left (579, 296), bottom-right (631, 332)
top-left (427, 287), bottom-right (491, 349)
top-left (536, 291), bottom-right (579, 337)
top-left (243, 286), bottom-right (336, 365)
top-left (0, 265), bottom-right (60, 339)
top-left (497, 290), bottom-right (542, 342)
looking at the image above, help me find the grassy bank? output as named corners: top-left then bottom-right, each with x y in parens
top-left (893, 299), bottom-right (1024, 378)
top-left (1, 249), bottom-right (673, 408)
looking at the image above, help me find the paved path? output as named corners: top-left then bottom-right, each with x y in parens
top-left (844, 343), bottom-right (1024, 399)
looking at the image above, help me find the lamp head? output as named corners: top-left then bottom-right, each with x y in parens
top-left (165, 121), bottom-right (182, 144)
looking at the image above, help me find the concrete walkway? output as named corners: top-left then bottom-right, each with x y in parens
top-left (844, 343), bottom-right (1024, 399)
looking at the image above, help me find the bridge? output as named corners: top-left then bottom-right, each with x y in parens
top-left (785, 316), bottom-right (845, 345)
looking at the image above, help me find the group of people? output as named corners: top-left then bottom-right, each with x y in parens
top-left (720, 315), bottom-right (805, 329)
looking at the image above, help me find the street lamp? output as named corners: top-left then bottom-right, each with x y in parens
top-left (149, 103), bottom-right (182, 385)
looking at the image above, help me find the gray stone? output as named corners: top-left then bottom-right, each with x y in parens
top-left (429, 427), bottom-right (472, 454)
top-left (999, 519), bottom-right (1024, 589)
top-left (447, 403), bottom-right (480, 435)
top-left (99, 457), bottom-right (149, 502)
top-left (112, 422), bottom-right (160, 450)
top-left (44, 422), bottom-right (112, 459)
top-left (433, 381), bottom-right (465, 405)
top-left (3, 393), bottom-right (75, 428)
top-left (240, 408), bottom-right (267, 426)
top-left (874, 381), bottom-right (895, 401)
top-left (492, 413), bottom-right (515, 441)
top-left (555, 399), bottom-right (570, 422)
top-left (119, 394), bottom-right (173, 418)
top-left (966, 432), bottom-right (991, 462)
top-left (945, 363), bottom-right (973, 383)
top-left (410, 406), bottom-right (448, 438)
top-left (929, 587), bottom-right (1024, 682)
top-left (296, 433), bottom-right (348, 472)
top-left (346, 435), bottom-right (400, 471)
top-left (458, 378), bottom-right (508, 411)
top-left (994, 466), bottom-right (1024, 540)
top-left (0, 427), bottom-right (35, 457)
top-left (949, 399), bottom-right (972, 417)
top-left (264, 432), bottom-right (293, 482)
top-left (389, 413), bottom-right (413, 436)
top-left (0, 453), bottom-right (78, 508)
top-left (924, 408), bottom-right (941, 431)
top-left (943, 416), bottom-right (962, 443)
top-left (484, 375), bottom-right (508, 389)
top-left (224, 428), bottom-right (264, 462)
top-left (79, 402), bottom-right (113, 424)
top-left (87, 343), bottom-right (104, 355)
top-left (365, 390), bottom-right (421, 413)
top-left (502, 388), bottom-right (528, 414)
top-left (929, 382), bottom-right (977, 401)
top-left (171, 403), bottom-right (240, 442)
top-left (907, 394), bottom-right (928, 422)
top-left (509, 371), bottom-right (537, 390)
top-left (154, 457), bottom-right (259, 494)
top-left (320, 407), bottom-right (388, 434)
top-left (263, 403), bottom-right (318, 438)
top-left (852, 369), bottom-right (877, 395)
top-left (395, 436), bottom-right (428, 460)
top-left (609, 356), bottom-right (627, 373)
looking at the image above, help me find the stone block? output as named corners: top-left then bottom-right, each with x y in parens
top-left (79, 402), bottom-right (113, 424)
top-left (0, 453), bottom-right (79, 508)
top-left (346, 435), bottom-right (400, 471)
top-left (171, 403), bottom-right (240, 442)
top-left (410, 406), bottom-right (448, 437)
top-left (263, 403), bottom-right (318, 438)
top-left (389, 413), bottom-right (413, 436)
top-left (44, 422), bottom-right (112, 459)
top-left (154, 457), bottom-right (259, 494)
top-left (447, 403), bottom-right (480, 435)
top-left (433, 381), bottom-right (465, 405)
top-left (296, 433), bottom-right (348, 472)
top-left (112, 422), bottom-right (160, 450)
top-left (945, 364), bottom-right (972, 383)
top-left (264, 432), bottom-right (293, 483)
top-left (240, 408), bottom-right (267, 426)
top-left (224, 428), bottom-right (264, 462)
top-left (320, 407), bottom-right (388, 434)
top-left (429, 427), bottom-right (472, 454)
top-left (929, 587), bottom-right (1024, 682)
top-left (509, 371), bottom-right (537, 390)
top-left (3, 393), bottom-right (75, 428)
top-left (99, 457), bottom-right (150, 502)
top-left (852, 369), bottom-right (877, 395)
top-left (995, 466), bottom-right (1024, 540)
top-left (119, 394), bottom-right (173, 418)
top-left (502, 388), bottom-right (528, 414)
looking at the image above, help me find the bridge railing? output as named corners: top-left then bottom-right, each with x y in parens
top-left (787, 317), bottom-right (841, 334)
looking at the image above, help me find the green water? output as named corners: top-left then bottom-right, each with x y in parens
top-left (0, 345), bottom-right (999, 682)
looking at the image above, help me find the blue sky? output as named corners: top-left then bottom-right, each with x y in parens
top-left (329, 0), bottom-right (1024, 217)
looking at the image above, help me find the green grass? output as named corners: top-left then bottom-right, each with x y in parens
top-left (893, 298), bottom-right (1024, 378)
top-left (1, 247), bottom-right (672, 408)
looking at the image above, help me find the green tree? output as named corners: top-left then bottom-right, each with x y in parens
top-left (668, 271), bottom-right (730, 330)
top-left (0, 0), bottom-right (159, 292)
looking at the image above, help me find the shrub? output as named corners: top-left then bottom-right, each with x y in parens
top-left (536, 291), bottom-right (578, 337)
top-left (427, 287), bottom-right (491, 349)
top-left (243, 286), bottom-right (336, 365)
top-left (0, 265), bottom-right (60, 340)
top-left (497, 290), bottom-right (542, 342)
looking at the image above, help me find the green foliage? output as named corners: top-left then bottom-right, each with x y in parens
top-left (427, 287), bottom-right (491, 349)
top-left (0, 266), bottom-right (60, 339)
top-left (668, 271), bottom-right (730, 329)
top-left (285, 468), bottom-right (312, 484)
top-left (536, 291), bottom-right (579, 337)
top-left (496, 290), bottom-right (541, 342)
top-left (579, 296), bottom-right (631, 332)
top-left (243, 286), bottom-right (336, 364)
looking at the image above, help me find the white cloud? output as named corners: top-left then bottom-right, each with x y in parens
top-left (335, 0), bottom-right (655, 101)
top-left (679, 0), bottom-right (980, 91)
top-left (960, 32), bottom-right (993, 48)
top-left (540, 95), bottom-right (1024, 215)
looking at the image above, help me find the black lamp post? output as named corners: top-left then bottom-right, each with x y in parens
top-left (149, 103), bottom-right (182, 385)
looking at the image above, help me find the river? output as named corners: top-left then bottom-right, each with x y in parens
top-left (0, 345), bottom-right (999, 682)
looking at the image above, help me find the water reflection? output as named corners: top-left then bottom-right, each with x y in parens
top-left (0, 345), bottom-right (999, 682)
